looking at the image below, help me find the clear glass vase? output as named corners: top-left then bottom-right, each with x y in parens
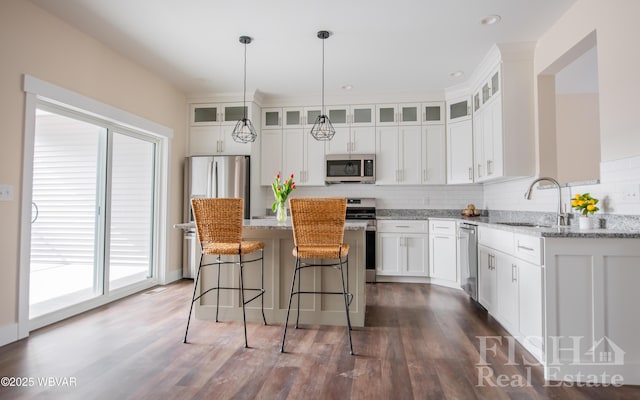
top-left (276, 201), bottom-right (286, 224)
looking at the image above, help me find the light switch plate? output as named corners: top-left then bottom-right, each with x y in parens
top-left (0, 184), bottom-right (14, 201)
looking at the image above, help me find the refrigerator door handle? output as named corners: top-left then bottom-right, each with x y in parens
top-left (207, 160), bottom-right (213, 198)
top-left (213, 160), bottom-right (219, 198)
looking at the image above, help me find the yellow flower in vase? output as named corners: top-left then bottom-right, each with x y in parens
top-left (571, 193), bottom-right (599, 216)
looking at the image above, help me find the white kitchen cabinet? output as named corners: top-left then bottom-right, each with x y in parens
top-left (398, 103), bottom-right (420, 125)
top-left (468, 45), bottom-right (535, 182)
top-left (325, 126), bottom-right (375, 155)
top-left (190, 103), bottom-right (248, 126)
top-left (478, 225), bottom-right (543, 361)
top-left (283, 107), bottom-right (304, 129)
top-left (446, 119), bottom-right (473, 184)
top-left (421, 102), bottom-right (445, 125)
top-left (428, 219), bottom-right (457, 285)
top-left (324, 105), bottom-right (376, 154)
top-left (189, 125), bottom-right (251, 155)
top-left (303, 106), bottom-right (322, 128)
top-left (189, 102), bottom-right (256, 155)
top-left (282, 128), bottom-right (325, 186)
top-left (376, 221), bottom-right (428, 277)
top-left (376, 126), bottom-right (421, 185)
top-left (377, 233), bottom-right (402, 275)
top-left (375, 104), bottom-right (398, 126)
top-left (473, 98), bottom-right (500, 182)
top-left (260, 129), bottom-right (283, 185)
top-left (350, 105), bottom-right (375, 126)
top-left (327, 106), bottom-right (349, 127)
top-left (422, 125), bottom-right (446, 184)
top-left (517, 258), bottom-right (543, 354)
top-left (262, 108), bottom-right (282, 130)
top-left (446, 96), bottom-right (471, 123)
top-left (496, 253), bottom-right (519, 333)
top-left (478, 245), bottom-right (497, 313)
top-left (543, 237), bottom-right (640, 383)
top-left (376, 103), bottom-right (420, 126)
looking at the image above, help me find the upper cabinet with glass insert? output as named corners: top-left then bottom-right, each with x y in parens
top-left (262, 108), bottom-right (282, 130)
top-left (191, 103), bottom-right (250, 126)
top-left (421, 102), bottom-right (445, 125)
top-left (473, 65), bottom-right (502, 113)
top-left (326, 105), bottom-right (375, 127)
top-left (446, 97), bottom-right (471, 122)
top-left (376, 103), bottom-right (421, 126)
top-left (350, 105), bottom-right (375, 126)
top-left (375, 104), bottom-right (398, 126)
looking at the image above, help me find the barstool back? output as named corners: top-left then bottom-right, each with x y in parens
top-left (289, 197), bottom-right (347, 248)
top-left (191, 198), bottom-right (243, 244)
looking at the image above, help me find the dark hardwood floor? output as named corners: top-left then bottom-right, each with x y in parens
top-left (1, 280), bottom-right (639, 399)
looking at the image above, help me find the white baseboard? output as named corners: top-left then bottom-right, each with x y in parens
top-left (162, 268), bottom-right (183, 284)
top-left (0, 323), bottom-right (18, 347)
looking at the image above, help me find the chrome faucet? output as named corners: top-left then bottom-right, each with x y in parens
top-left (524, 177), bottom-right (567, 226)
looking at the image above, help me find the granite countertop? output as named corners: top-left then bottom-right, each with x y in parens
top-left (377, 211), bottom-right (640, 239)
top-left (174, 219), bottom-right (368, 231)
top-left (244, 218), bottom-right (367, 231)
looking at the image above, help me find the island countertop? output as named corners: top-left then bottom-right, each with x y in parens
top-left (243, 218), bottom-right (368, 231)
top-left (174, 219), bottom-right (368, 231)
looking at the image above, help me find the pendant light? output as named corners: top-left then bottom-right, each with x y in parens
top-left (231, 35), bottom-right (257, 143)
top-left (310, 30), bottom-right (335, 141)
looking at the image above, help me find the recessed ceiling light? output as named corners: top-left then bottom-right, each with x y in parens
top-left (449, 71), bottom-right (464, 78)
top-left (341, 84), bottom-right (353, 90)
top-left (480, 14), bottom-right (502, 25)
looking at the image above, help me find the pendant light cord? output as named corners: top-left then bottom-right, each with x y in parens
top-left (243, 41), bottom-right (247, 120)
top-left (321, 36), bottom-right (325, 115)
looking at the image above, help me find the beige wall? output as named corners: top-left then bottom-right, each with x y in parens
top-left (535, 0), bottom-right (640, 162)
top-left (0, 0), bottom-right (186, 328)
top-left (556, 93), bottom-right (600, 183)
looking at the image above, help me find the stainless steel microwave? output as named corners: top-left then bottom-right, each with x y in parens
top-left (325, 154), bottom-right (375, 183)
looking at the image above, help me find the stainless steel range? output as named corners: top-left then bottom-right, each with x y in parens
top-left (345, 198), bottom-right (376, 283)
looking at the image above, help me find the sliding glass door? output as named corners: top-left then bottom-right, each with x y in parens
top-left (108, 132), bottom-right (155, 291)
top-left (29, 106), bottom-right (158, 319)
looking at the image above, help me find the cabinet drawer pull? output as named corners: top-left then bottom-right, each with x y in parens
top-left (512, 264), bottom-right (517, 282)
top-left (435, 236), bottom-right (449, 239)
top-left (395, 225), bottom-right (411, 228)
top-left (517, 244), bottom-right (535, 252)
top-left (433, 225), bottom-right (449, 230)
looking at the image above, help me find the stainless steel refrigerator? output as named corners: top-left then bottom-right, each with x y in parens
top-left (180, 155), bottom-right (250, 278)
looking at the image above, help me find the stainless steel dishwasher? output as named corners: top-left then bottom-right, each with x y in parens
top-left (458, 222), bottom-right (478, 300)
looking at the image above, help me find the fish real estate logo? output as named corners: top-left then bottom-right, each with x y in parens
top-left (475, 335), bottom-right (626, 387)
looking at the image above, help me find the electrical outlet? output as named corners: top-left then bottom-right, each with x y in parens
top-left (0, 184), bottom-right (14, 201)
top-left (623, 184), bottom-right (640, 201)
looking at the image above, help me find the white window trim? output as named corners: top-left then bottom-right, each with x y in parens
top-left (18, 74), bottom-right (173, 339)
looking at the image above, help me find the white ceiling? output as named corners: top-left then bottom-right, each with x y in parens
top-left (30, 0), bottom-right (577, 102)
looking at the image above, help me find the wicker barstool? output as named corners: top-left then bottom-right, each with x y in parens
top-left (184, 198), bottom-right (266, 348)
top-left (280, 197), bottom-right (354, 355)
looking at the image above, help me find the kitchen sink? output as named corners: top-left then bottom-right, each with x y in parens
top-left (495, 222), bottom-right (552, 228)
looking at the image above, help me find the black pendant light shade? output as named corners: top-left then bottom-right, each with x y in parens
top-left (310, 114), bottom-right (335, 141)
top-left (310, 30), bottom-right (335, 141)
top-left (232, 35), bottom-right (257, 143)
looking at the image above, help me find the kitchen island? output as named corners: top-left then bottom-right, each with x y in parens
top-left (193, 218), bottom-right (367, 327)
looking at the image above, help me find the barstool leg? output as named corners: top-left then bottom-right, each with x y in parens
top-left (239, 254), bottom-right (248, 348)
top-left (295, 261), bottom-right (302, 329)
top-left (215, 255), bottom-right (221, 323)
top-left (338, 256), bottom-right (354, 355)
top-left (184, 254), bottom-right (204, 343)
top-left (260, 250), bottom-right (267, 325)
top-left (281, 256), bottom-right (299, 352)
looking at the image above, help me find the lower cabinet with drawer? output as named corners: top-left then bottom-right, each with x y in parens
top-left (478, 225), bottom-right (543, 361)
top-left (428, 219), bottom-right (458, 287)
top-left (377, 220), bottom-right (428, 278)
